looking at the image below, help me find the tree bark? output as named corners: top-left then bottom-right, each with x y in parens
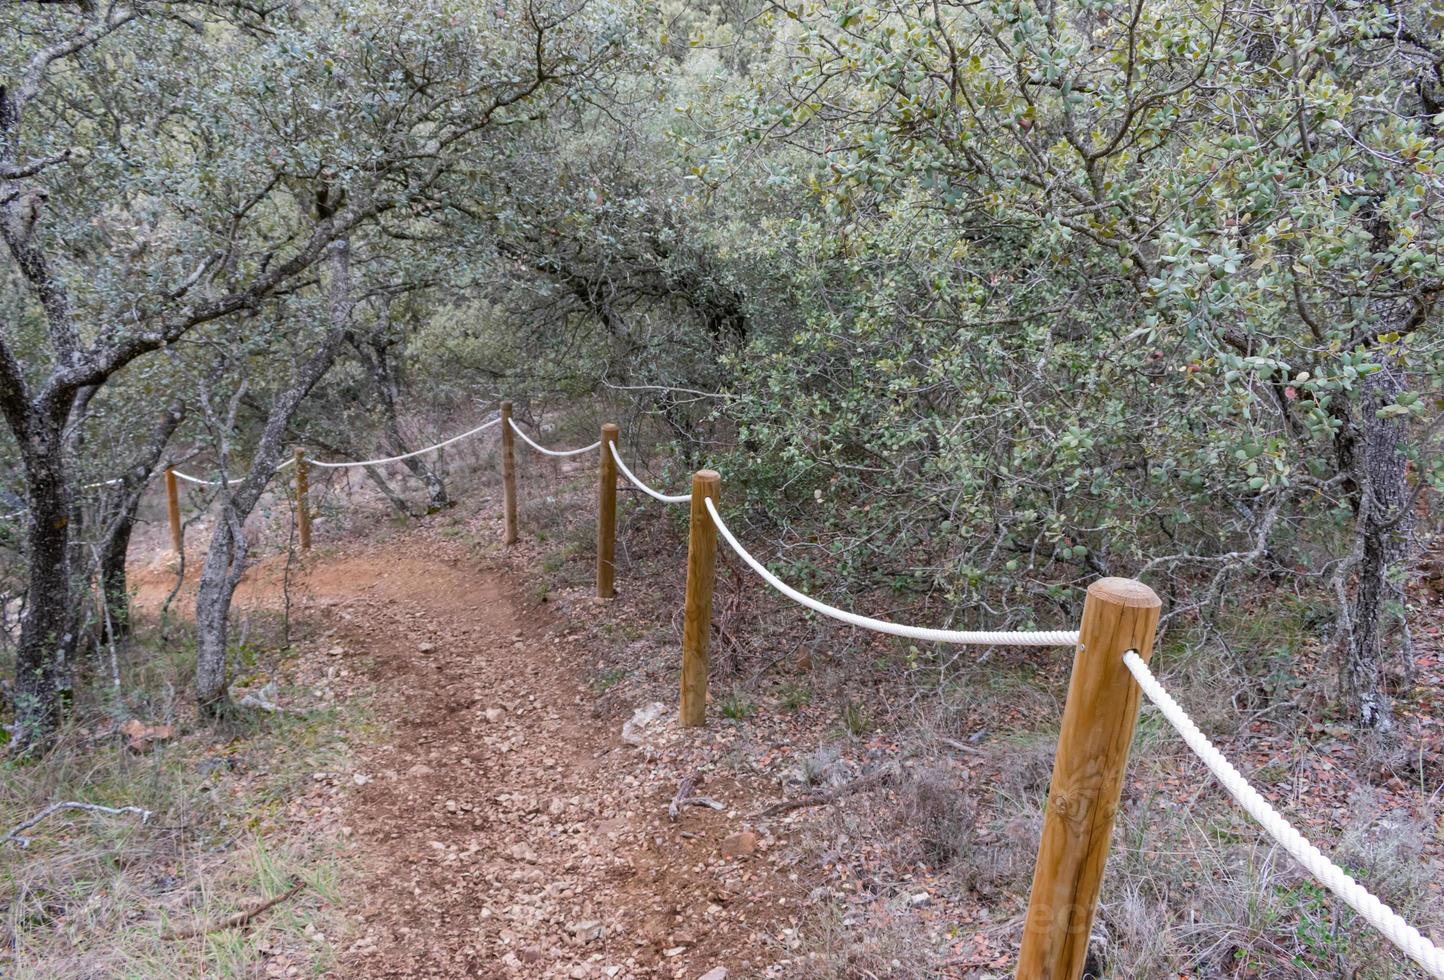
top-left (1341, 355), bottom-right (1414, 731)
top-left (94, 400), bottom-right (184, 643)
top-left (8, 397), bottom-right (80, 748)
top-left (352, 332), bottom-right (449, 510)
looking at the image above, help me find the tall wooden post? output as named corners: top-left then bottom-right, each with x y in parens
top-left (293, 446), bottom-right (311, 553)
top-left (164, 465), bottom-right (183, 558)
top-left (680, 470), bottom-right (720, 728)
top-left (500, 401), bottom-right (518, 545)
top-left (596, 423), bottom-right (619, 598)
top-left (1017, 577), bottom-right (1161, 979)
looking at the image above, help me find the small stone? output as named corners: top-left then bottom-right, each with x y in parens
top-left (720, 831), bottom-right (757, 858)
top-left (698, 969), bottom-right (728, 980)
top-left (909, 892), bottom-right (930, 907)
top-left (418, 642), bottom-right (436, 653)
top-left (570, 920), bottom-right (604, 943)
top-left (484, 708), bottom-right (506, 724)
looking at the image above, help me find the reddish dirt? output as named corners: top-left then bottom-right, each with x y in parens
top-left (136, 530), bottom-right (804, 979)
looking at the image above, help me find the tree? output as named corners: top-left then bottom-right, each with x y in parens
top-left (681, 0), bottom-right (1443, 727)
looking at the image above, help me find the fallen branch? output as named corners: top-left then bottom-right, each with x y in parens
top-left (3, 801), bottom-right (153, 848)
top-left (754, 763), bottom-right (900, 819)
top-left (668, 771), bottom-right (725, 822)
top-left (160, 875), bottom-right (306, 940)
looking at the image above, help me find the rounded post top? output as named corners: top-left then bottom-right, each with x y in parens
top-left (500, 400), bottom-right (513, 413)
top-left (692, 469), bottom-right (721, 483)
top-left (1087, 576), bottom-right (1160, 608)
top-left (601, 422), bottom-right (619, 437)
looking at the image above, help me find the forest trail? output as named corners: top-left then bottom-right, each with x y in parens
top-left (133, 528), bottom-right (794, 979)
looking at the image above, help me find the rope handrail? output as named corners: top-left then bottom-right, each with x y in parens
top-left (309, 416), bottom-right (500, 469)
top-left (702, 496), bottom-right (1079, 647)
top-left (507, 418), bottom-right (600, 458)
top-left (172, 469), bottom-right (244, 487)
top-left (1123, 651), bottom-right (1444, 979)
top-left (608, 442), bottom-right (691, 504)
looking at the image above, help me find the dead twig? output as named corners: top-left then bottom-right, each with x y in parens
top-left (668, 771), bottom-right (724, 822)
top-left (3, 801), bottom-right (153, 848)
top-left (160, 875), bottom-right (306, 940)
top-left (754, 763), bottom-right (901, 818)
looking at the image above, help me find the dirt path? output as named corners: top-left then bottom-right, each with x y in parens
top-left (139, 530), bottom-right (801, 979)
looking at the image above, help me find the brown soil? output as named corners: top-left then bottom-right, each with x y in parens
top-left (135, 526), bottom-right (802, 979)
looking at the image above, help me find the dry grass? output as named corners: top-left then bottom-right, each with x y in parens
top-left (1, 621), bottom-right (360, 978)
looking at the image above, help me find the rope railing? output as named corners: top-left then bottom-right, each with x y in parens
top-left (1123, 651), bottom-right (1444, 979)
top-left (608, 442), bottom-right (691, 504)
top-left (171, 469), bottom-right (244, 487)
top-left (507, 417), bottom-right (600, 458)
top-left (309, 416), bottom-right (500, 468)
top-left (702, 495), bottom-right (1079, 647)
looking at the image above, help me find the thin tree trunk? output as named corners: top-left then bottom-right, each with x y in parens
top-left (361, 464), bottom-right (415, 516)
top-left (194, 236), bottom-right (353, 714)
top-left (93, 401), bottom-right (184, 643)
top-left (354, 333), bottom-right (449, 510)
top-left (1342, 356), bottom-right (1414, 731)
top-left (98, 516), bottom-right (134, 642)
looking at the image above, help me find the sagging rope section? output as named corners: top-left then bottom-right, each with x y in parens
top-left (702, 496), bottom-right (1079, 647)
top-left (1123, 651), bottom-right (1444, 979)
top-left (507, 418), bottom-right (600, 458)
top-left (310, 416), bottom-right (501, 469)
top-left (609, 442), bottom-right (691, 504)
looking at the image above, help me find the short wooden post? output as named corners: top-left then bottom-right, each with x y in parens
top-left (293, 446), bottom-right (311, 552)
top-left (596, 423), bottom-right (619, 598)
top-left (1016, 577), bottom-right (1161, 979)
top-left (164, 465), bottom-right (183, 557)
top-left (680, 470), bottom-right (720, 728)
top-left (500, 400), bottom-right (518, 545)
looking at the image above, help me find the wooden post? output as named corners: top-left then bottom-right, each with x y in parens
top-left (164, 465), bottom-right (182, 558)
top-left (500, 400), bottom-right (518, 545)
top-left (596, 423), bottom-right (619, 598)
top-left (1016, 577), bottom-right (1161, 979)
top-left (293, 446), bottom-right (311, 553)
top-left (679, 470), bottom-right (720, 728)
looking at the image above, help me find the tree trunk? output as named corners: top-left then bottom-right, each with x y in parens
top-left (194, 518), bottom-right (242, 714)
top-left (354, 332), bottom-right (449, 510)
top-left (98, 506), bottom-right (136, 642)
top-left (362, 463), bottom-right (416, 517)
top-left (193, 236), bottom-right (353, 713)
top-left (10, 403), bottom-right (79, 749)
top-left (1342, 356), bottom-right (1414, 731)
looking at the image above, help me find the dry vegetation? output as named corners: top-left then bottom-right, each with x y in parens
top-left (0, 613), bottom-right (362, 978)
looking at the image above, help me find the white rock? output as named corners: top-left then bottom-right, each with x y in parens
top-left (621, 702), bottom-right (667, 746)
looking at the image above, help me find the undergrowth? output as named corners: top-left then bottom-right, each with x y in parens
top-left (0, 615), bottom-right (362, 978)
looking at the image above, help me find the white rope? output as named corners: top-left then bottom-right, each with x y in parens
top-left (702, 496), bottom-right (1079, 647)
top-left (171, 469), bottom-right (244, 487)
top-left (1123, 651), bottom-right (1444, 979)
top-left (309, 416), bottom-right (500, 468)
top-left (507, 418), bottom-right (600, 458)
top-left (608, 442), bottom-right (692, 504)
